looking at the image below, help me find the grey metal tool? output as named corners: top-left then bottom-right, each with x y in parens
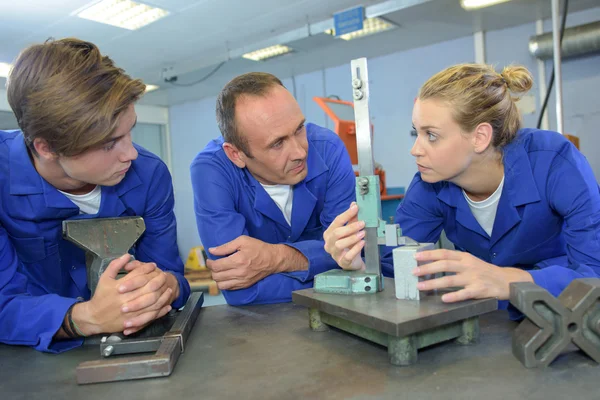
top-left (509, 278), bottom-right (600, 368)
top-left (313, 58), bottom-right (383, 294)
top-left (62, 217), bottom-right (204, 383)
top-left (314, 57), bottom-right (432, 297)
top-left (76, 292), bottom-right (204, 384)
top-left (294, 277), bottom-right (497, 365)
top-left (63, 216), bottom-right (146, 295)
top-left (352, 57), bottom-right (383, 293)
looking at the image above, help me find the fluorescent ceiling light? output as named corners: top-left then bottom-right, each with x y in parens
top-left (325, 17), bottom-right (396, 41)
top-left (0, 62), bottom-right (11, 78)
top-left (145, 84), bottom-right (159, 92)
top-left (242, 45), bottom-right (294, 61)
top-left (460, 0), bottom-right (511, 10)
top-left (76, 0), bottom-right (169, 30)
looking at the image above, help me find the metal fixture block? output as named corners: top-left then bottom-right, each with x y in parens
top-left (510, 279), bottom-right (600, 368)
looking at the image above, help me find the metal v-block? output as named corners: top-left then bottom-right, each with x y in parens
top-left (510, 278), bottom-right (600, 367)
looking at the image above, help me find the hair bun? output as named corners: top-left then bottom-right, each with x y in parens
top-left (501, 65), bottom-right (533, 94)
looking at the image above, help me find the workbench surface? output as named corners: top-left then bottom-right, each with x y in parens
top-left (1, 303), bottom-right (597, 400)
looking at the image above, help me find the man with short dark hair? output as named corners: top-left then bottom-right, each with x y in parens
top-left (0, 38), bottom-right (190, 352)
top-left (190, 72), bottom-right (356, 306)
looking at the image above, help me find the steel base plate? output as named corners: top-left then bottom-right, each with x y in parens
top-left (293, 277), bottom-right (497, 365)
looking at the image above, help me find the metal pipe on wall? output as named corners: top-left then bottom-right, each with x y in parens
top-left (529, 21), bottom-right (600, 60)
top-left (551, 0), bottom-right (564, 134)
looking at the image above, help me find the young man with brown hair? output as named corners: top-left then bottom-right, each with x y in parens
top-left (0, 38), bottom-right (190, 352)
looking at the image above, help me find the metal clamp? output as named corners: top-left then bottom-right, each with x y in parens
top-left (509, 278), bottom-right (600, 367)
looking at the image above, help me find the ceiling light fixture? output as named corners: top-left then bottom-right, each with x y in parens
top-left (460, 0), bottom-right (512, 11)
top-left (242, 44), bottom-right (294, 61)
top-left (76, 0), bottom-right (169, 30)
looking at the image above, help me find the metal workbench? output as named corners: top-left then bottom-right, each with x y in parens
top-left (0, 303), bottom-right (597, 400)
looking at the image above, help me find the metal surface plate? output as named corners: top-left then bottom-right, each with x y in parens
top-left (293, 277), bottom-right (497, 337)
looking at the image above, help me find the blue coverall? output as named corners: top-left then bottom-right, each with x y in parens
top-left (389, 128), bottom-right (600, 317)
top-left (190, 124), bottom-right (356, 306)
top-left (0, 131), bottom-right (190, 352)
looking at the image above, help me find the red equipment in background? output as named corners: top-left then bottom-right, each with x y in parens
top-left (313, 96), bottom-right (403, 203)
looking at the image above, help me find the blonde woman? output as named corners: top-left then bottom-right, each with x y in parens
top-left (324, 63), bottom-right (600, 318)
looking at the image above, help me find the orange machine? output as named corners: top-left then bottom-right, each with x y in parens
top-left (313, 96), bottom-right (403, 203)
top-left (565, 134), bottom-right (580, 149)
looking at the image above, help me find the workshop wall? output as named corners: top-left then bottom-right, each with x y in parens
top-left (170, 6), bottom-right (600, 258)
top-left (170, 95), bottom-right (217, 261)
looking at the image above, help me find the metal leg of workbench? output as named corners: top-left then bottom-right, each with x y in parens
top-left (308, 308), bottom-right (328, 332)
top-left (455, 316), bottom-right (480, 345)
top-left (388, 335), bottom-right (418, 366)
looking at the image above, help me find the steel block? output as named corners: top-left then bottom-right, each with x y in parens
top-left (314, 270), bottom-right (380, 295)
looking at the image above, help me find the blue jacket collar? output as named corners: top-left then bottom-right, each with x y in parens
top-left (436, 137), bottom-right (540, 244)
top-left (501, 138), bottom-right (541, 207)
top-left (9, 133), bottom-right (44, 195)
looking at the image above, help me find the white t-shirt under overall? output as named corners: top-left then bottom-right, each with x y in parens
top-left (59, 185), bottom-right (102, 215)
top-left (260, 183), bottom-right (293, 226)
top-left (462, 176), bottom-right (505, 237)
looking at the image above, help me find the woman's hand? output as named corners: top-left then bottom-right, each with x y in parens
top-left (413, 249), bottom-right (533, 302)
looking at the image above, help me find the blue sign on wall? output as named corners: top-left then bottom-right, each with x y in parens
top-left (333, 6), bottom-right (365, 37)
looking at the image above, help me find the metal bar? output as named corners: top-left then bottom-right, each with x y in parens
top-left (100, 338), bottom-right (162, 357)
top-left (536, 19), bottom-right (550, 130)
top-left (76, 337), bottom-right (181, 384)
top-left (351, 58), bottom-right (375, 177)
top-left (167, 292), bottom-right (203, 352)
top-left (474, 31), bottom-right (485, 64)
top-left (551, 0), bottom-right (564, 134)
top-left (351, 58), bottom-right (382, 289)
top-left (364, 229), bottom-right (381, 286)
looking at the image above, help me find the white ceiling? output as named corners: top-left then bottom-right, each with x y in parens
top-left (0, 0), bottom-right (598, 107)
